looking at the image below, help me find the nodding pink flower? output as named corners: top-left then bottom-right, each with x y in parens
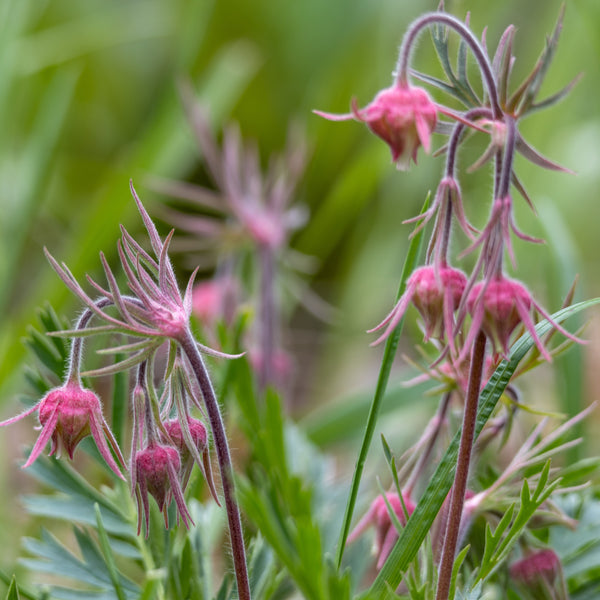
top-left (161, 416), bottom-right (219, 502)
top-left (467, 277), bottom-right (532, 358)
top-left (0, 382), bottom-right (125, 479)
top-left (133, 442), bottom-right (192, 536)
top-left (509, 549), bottom-right (561, 586)
top-left (315, 83), bottom-right (438, 170)
top-left (347, 492), bottom-right (415, 570)
top-left (370, 265), bottom-right (467, 348)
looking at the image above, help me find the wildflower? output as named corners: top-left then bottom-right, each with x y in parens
top-left (370, 265), bottom-right (467, 347)
top-left (463, 275), bottom-right (583, 362)
top-left (315, 83), bottom-right (438, 170)
top-left (510, 548), bottom-right (560, 583)
top-left (347, 492), bottom-right (415, 570)
top-left (161, 416), bottom-right (217, 497)
top-left (132, 442), bottom-right (192, 535)
top-left (0, 382), bottom-right (125, 479)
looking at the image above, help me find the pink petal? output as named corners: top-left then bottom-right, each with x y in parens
top-left (23, 408), bottom-right (59, 468)
top-left (312, 109), bottom-right (354, 122)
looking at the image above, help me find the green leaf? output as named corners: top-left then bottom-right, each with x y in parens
top-left (21, 528), bottom-right (139, 597)
top-left (335, 193), bottom-right (430, 569)
top-left (4, 577), bottom-right (20, 600)
top-left (94, 504), bottom-right (128, 600)
top-left (449, 545), bottom-right (470, 600)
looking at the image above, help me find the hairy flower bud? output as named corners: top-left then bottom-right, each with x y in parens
top-left (370, 264), bottom-right (466, 347)
top-left (0, 382), bottom-right (125, 479)
top-left (510, 548), bottom-right (561, 586)
top-left (468, 277), bottom-right (532, 356)
top-left (315, 83), bottom-right (438, 170)
top-left (411, 266), bottom-right (467, 341)
top-left (133, 442), bottom-right (192, 535)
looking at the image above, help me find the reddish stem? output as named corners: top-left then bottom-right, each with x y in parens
top-left (179, 329), bottom-right (251, 600)
top-left (435, 330), bottom-right (486, 600)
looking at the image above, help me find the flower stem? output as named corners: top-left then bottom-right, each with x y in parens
top-left (435, 330), bottom-right (486, 600)
top-left (395, 12), bottom-right (502, 118)
top-left (178, 329), bottom-right (251, 600)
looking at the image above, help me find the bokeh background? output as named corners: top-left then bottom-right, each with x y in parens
top-left (0, 0), bottom-right (598, 582)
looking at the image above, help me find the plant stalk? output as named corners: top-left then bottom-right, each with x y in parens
top-left (179, 329), bottom-right (251, 600)
top-left (435, 330), bottom-right (486, 600)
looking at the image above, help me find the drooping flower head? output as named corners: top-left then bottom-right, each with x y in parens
top-left (315, 83), bottom-right (438, 170)
top-left (133, 442), bottom-right (192, 536)
top-left (161, 416), bottom-right (218, 498)
top-left (0, 382), bottom-right (125, 479)
top-left (510, 548), bottom-right (561, 586)
top-left (370, 265), bottom-right (467, 348)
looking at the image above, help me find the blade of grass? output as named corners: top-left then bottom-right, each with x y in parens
top-left (94, 504), bottom-right (127, 600)
top-left (335, 193), bottom-right (430, 569)
top-left (369, 297), bottom-right (600, 594)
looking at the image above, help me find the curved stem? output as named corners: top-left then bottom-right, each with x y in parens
top-left (498, 116), bottom-right (517, 198)
top-left (396, 12), bottom-right (502, 118)
top-left (66, 297), bottom-right (114, 384)
top-left (445, 108), bottom-right (494, 179)
top-left (435, 330), bottom-right (486, 600)
top-left (178, 329), bottom-right (251, 600)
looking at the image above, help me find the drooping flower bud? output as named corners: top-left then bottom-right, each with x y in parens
top-left (133, 442), bottom-right (192, 535)
top-left (370, 265), bottom-right (467, 347)
top-left (510, 549), bottom-right (566, 598)
top-left (411, 266), bottom-right (467, 341)
top-left (315, 83), bottom-right (438, 170)
top-left (467, 277), bottom-right (534, 357)
top-left (0, 382), bottom-right (125, 479)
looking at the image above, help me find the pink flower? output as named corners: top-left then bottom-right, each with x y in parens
top-left (510, 549), bottom-right (561, 585)
top-left (161, 416), bottom-right (218, 501)
top-left (347, 492), bottom-right (415, 570)
top-left (464, 275), bottom-right (585, 363)
top-left (0, 382), bottom-right (125, 479)
top-left (370, 265), bottom-right (467, 347)
top-left (315, 84), bottom-right (438, 170)
top-left (132, 442), bottom-right (192, 536)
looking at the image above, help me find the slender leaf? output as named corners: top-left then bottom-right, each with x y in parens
top-left (335, 194), bottom-right (430, 568)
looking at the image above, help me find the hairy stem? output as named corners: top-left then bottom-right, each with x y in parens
top-left (178, 329), bottom-right (251, 600)
top-left (395, 12), bottom-right (502, 118)
top-left (66, 297), bottom-right (113, 384)
top-left (435, 330), bottom-right (486, 600)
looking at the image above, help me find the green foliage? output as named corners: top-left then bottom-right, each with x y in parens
top-left (369, 298), bottom-right (600, 594)
top-left (475, 461), bottom-right (559, 582)
top-left (2, 3), bottom-right (600, 599)
top-left (4, 578), bottom-right (20, 600)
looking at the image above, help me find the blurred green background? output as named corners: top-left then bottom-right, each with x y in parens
top-left (0, 0), bottom-right (598, 578)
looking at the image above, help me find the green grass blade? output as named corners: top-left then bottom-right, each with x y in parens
top-left (334, 193), bottom-right (430, 569)
top-left (94, 504), bottom-right (127, 600)
top-left (369, 297), bottom-right (600, 593)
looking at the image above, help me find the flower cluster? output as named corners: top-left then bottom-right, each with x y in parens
top-left (0, 183), bottom-right (252, 596)
top-left (320, 8), bottom-right (586, 596)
